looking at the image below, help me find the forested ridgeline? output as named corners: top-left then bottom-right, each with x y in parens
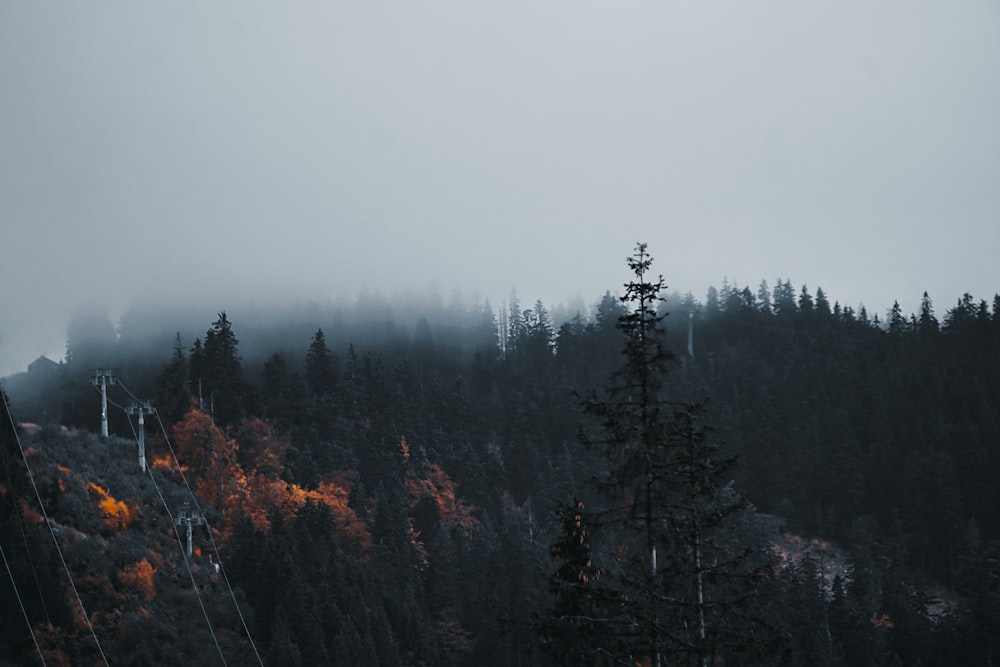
top-left (3, 263), bottom-right (999, 665)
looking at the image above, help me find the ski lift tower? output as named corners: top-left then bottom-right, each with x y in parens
top-left (175, 506), bottom-right (206, 558)
top-left (91, 369), bottom-right (116, 437)
top-left (125, 401), bottom-right (155, 472)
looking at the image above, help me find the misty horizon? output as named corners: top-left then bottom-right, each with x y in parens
top-left (3, 3), bottom-right (998, 375)
top-left (2, 274), bottom-right (991, 377)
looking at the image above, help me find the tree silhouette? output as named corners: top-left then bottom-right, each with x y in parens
top-left (304, 328), bottom-right (336, 397)
top-left (155, 332), bottom-right (192, 430)
top-left (201, 312), bottom-right (247, 428)
top-left (549, 243), bottom-right (768, 666)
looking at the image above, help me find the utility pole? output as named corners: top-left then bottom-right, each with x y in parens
top-left (175, 507), bottom-right (206, 558)
top-left (125, 401), bottom-right (155, 472)
top-left (91, 369), bottom-right (116, 437)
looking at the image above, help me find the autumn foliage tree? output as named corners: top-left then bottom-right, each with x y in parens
top-left (545, 499), bottom-right (617, 663)
top-left (236, 418), bottom-right (290, 480)
top-left (172, 406), bottom-right (239, 510)
top-left (118, 558), bottom-right (156, 601)
top-left (170, 406), bottom-right (370, 550)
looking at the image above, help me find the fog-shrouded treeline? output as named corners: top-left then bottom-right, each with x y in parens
top-left (2, 263), bottom-right (1000, 665)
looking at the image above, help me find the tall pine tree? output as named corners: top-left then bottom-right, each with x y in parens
top-left (548, 243), bottom-right (769, 666)
top-left (154, 332), bottom-right (191, 429)
top-left (201, 312), bottom-right (247, 428)
top-left (305, 328), bottom-right (336, 397)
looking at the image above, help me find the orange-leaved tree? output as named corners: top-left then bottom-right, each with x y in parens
top-left (235, 418), bottom-right (289, 479)
top-left (172, 407), bottom-right (242, 511)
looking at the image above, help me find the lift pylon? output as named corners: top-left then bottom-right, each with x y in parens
top-left (91, 369), bottom-right (117, 437)
top-left (175, 507), bottom-right (206, 558)
top-left (124, 401), bottom-right (155, 472)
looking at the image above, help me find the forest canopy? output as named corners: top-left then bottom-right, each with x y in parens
top-left (2, 251), bottom-right (1000, 665)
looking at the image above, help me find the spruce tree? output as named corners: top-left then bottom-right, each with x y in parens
top-left (773, 279), bottom-right (796, 315)
top-left (154, 332), bottom-right (191, 429)
top-left (756, 280), bottom-right (772, 314)
top-left (202, 312), bottom-right (246, 427)
top-left (305, 328), bottom-right (336, 397)
top-left (815, 287), bottom-right (832, 317)
top-left (798, 284), bottom-right (815, 313)
top-left (548, 243), bottom-right (769, 666)
top-left (888, 301), bottom-right (908, 336)
top-left (918, 291), bottom-right (939, 335)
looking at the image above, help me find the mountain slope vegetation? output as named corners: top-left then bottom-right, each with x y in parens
top-left (3, 256), bottom-right (999, 665)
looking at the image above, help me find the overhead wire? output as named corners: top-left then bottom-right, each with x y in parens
top-left (153, 411), bottom-right (265, 667)
top-left (1, 388), bottom-right (109, 666)
top-left (0, 539), bottom-right (46, 665)
top-left (120, 408), bottom-right (228, 667)
top-left (0, 389), bottom-right (47, 664)
top-left (90, 383), bottom-right (130, 414)
top-left (95, 376), bottom-right (263, 665)
top-left (0, 408), bottom-right (53, 626)
top-left (116, 380), bottom-right (140, 404)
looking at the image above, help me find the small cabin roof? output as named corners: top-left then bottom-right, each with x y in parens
top-left (27, 355), bottom-right (59, 373)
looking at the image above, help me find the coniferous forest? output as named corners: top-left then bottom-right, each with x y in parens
top-left (3, 245), bottom-right (1000, 665)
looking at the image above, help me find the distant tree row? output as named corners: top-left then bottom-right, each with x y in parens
top-left (3, 256), bottom-right (999, 665)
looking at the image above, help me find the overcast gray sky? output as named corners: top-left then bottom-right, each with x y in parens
top-left (2, 1), bottom-right (998, 375)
